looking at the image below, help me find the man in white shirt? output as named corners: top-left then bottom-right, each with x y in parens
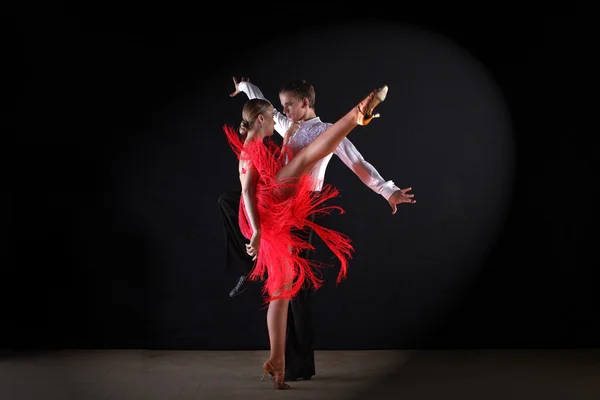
top-left (219, 77), bottom-right (415, 380)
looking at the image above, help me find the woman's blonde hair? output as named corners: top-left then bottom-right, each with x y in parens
top-left (239, 98), bottom-right (272, 135)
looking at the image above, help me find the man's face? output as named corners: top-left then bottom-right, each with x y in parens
top-left (279, 91), bottom-right (307, 122)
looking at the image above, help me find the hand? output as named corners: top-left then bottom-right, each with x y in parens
top-left (245, 231), bottom-right (261, 261)
top-left (282, 122), bottom-right (300, 148)
top-left (230, 76), bottom-right (250, 97)
top-left (388, 187), bottom-right (416, 214)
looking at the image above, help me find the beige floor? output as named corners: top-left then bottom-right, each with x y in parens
top-left (1, 349), bottom-right (599, 400)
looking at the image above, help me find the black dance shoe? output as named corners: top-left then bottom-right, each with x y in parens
top-left (229, 275), bottom-right (252, 297)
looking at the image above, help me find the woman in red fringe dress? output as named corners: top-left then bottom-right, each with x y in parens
top-left (222, 84), bottom-right (388, 389)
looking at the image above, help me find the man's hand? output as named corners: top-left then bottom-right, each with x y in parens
top-left (283, 122), bottom-right (300, 146)
top-left (388, 187), bottom-right (416, 214)
top-left (230, 76), bottom-right (250, 97)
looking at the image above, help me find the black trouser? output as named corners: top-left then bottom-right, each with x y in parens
top-left (218, 189), bottom-right (316, 379)
top-left (285, 212), bottom-right (316, 380)
top-left (218, 189), bottom-right (254, 276)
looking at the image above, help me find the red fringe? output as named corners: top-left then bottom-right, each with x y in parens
top-left (223, 124), bottom-right (353, 303)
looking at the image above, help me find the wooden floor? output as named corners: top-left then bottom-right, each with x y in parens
top-left (1, 349), bottom-right (599, 399)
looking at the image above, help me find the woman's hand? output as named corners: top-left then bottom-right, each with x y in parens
top-left (245, 230), bottom-right (261, 261)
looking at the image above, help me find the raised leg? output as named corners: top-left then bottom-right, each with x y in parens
top-left (276, 85), bottom-right (388, 185)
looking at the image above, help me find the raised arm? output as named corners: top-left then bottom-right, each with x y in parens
top-left (238, 158), bottom-right (261, 260)
top-left (230, 76), bottom-right (291, 137)
top-left (334, 138), bottom-right (415, 214)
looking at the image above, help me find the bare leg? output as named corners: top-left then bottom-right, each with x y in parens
top-left (264, 280), bottom-right (293, 390)
top-left (276, 85), bottom-right (387, 184)
top-left (276, 107), bottom-right (358, 183)
top-left (268, 256), bottom-right (293, 366)
top-left (267, 298), bottom-right (289, 369)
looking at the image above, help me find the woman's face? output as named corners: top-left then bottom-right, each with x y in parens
top-left (262, 106), bottom-right (276, 136)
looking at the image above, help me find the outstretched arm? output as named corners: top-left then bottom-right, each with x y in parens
top-left (334, 138), bottom-right (415, 214)
top-left (229, 76), bottom-right (291, 137)
top-left (239, 158), bottom-right (261, 260)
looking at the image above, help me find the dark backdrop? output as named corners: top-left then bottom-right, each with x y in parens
top-left (10, 10), bottom-right (594, 350)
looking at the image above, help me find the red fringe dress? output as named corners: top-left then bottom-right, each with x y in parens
top-left (223, 125), bottom-right (354, 301)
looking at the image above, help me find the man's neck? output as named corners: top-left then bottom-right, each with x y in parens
top-left (303, 109), bottom-right (317, 121)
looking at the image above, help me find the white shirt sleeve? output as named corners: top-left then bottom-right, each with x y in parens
top-left (333, 138), bottom-right (400, 201)
top-left (238, 81), bottom-right (291, 138)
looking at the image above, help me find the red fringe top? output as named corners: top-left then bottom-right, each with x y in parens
top-left (223, 124), bottom-right (353, 302)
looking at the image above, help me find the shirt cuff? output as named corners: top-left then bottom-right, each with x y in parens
top-left (380, 181), bottom-right (399, 201)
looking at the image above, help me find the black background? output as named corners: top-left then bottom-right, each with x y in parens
top-left (10, 9), bottom-right (595, 351)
